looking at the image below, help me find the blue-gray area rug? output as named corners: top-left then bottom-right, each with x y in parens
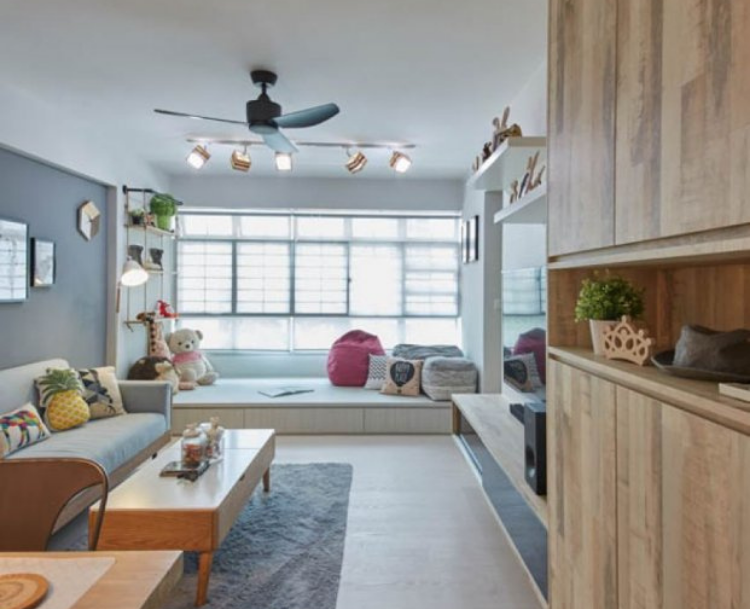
top-left (166, 463), bottom-right (353, 609)
top-left (73, 463), bottom-right (354, 609)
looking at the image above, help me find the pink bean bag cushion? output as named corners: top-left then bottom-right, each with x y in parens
top-left (327, 330), bottom-right (385, 387)
top-left (512, 327), bottom-right (547, 384)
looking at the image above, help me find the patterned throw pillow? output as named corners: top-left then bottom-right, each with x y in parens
top-left (35, 368), bottom-right (90, 432)
top-left (0, 404), bottom-right (50, 458)
top-left (364, 354), bottom-right (388, 390)
top-left (504, 353), bottom-right (543, 393)
top-left (381, 358), bottom-right (423, 397)
top-left (77, 367), bottom-right (126, 419)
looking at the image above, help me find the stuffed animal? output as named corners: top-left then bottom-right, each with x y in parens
top-left (136, 312), bottom-right (171, 359)
top-left (127, 356), bottom-right (180, 395)
top-left (168, 328), bottom-right (218, 389)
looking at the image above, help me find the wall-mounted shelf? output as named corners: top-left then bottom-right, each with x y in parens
top-left (126, 224), bottom-right (176, 239)
top-left (493, 187), bottom-right (547, 225)
top-left (467, 137), bottom-right (547, 192)
top-left (549, 346), bottom-right (750, 435)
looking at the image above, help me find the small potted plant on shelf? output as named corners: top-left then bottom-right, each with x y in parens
top-left (149, 193), bottom-right (179, 232)
top-left (128, 208), bottom-right (146, 227)
top-left (575, 274), bottom-right (645, 356)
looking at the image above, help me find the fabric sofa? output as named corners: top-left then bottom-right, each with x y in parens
top-left (0, 358), bottom-right (171, 529)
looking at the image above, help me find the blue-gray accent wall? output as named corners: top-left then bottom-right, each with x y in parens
top-left (0, 147), bottom-right (108, 370)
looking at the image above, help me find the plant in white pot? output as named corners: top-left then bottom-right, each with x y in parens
top-left (575, 275), bottom-right (645, 356)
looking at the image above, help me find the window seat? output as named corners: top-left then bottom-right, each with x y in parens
top-left (172, 378), bottom-right (452, 435)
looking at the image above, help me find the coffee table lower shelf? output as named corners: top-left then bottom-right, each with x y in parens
top-left (90, 429), bottom-right (276, 606)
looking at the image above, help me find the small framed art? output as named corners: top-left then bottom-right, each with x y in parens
top-left (31, 238), bottom-right (55, 287)
top-left (467, 215), bottom-right (479, 263)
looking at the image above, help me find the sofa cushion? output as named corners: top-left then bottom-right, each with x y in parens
top-left (7, 413), bottom-right (167, 474)
top-left (0, 404), bottom-right (51, 458)
top-left (381, 358), bottom-right (423, 397)
top-left (0, 359), bottom-right (69, 415)
top-left (422, 357), bottom-right (478, 401)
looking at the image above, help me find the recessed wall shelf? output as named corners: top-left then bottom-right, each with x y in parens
top-left (493, 186), bottom-right (547, 225)
top-left (549, 346), bottom-right (750, 434)
top-left (467, 136), bottom-right (547, 192)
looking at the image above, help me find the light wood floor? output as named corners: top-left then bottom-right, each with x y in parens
top-left (277, 435), bottom-right (542, 609)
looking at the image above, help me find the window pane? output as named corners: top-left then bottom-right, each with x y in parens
top-left (502, 268), bottom-right (542, 315)
top-left (406, 218), bottom-right (458, 241)
top-left (349, 244), bottom-right (402, 316)
top-left (239, 216), bottom-right (290, 239)
top-left (179, 317), bottom-right (289, 350)
top-left (404, 245), bottom-right (459, 315)
top-left (236, 242), bottom-right (291, 314)
top-left (404, 318), bottom-right (460, 345)
top-left (293, 317), bottom-right (352, 350)
top-left (180, 214), bottom-right (234, 237)
top-left (294, 243), bottom-right (348, 314)
top-left (177, 242), bottom-right (233, 313)
top-left (351, 218), bottom-right (400, 240)
top-left (295, 216), bottom-right (346, 240)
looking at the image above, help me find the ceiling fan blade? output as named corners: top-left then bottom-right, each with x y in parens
top-left (154, 108), bottom-right (247, 126)
top-left (262, 129), bottom-right (298, 154)
top-left (275, 103), bottom-right (340, 129)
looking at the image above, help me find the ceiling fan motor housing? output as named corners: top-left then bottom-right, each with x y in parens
top-left (246, 98), bottom-right (282, 133)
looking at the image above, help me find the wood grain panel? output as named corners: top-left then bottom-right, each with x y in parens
top-left (547, 360), bottom-right (618, 609)
top-left (616, 0), bottom-right (750, 243)
top-left (244, 407), bottom-right (365, 433)
top-left (171, 407), bottom-right (245, 433)
top-left (617, 387), bottom-right (750, 608)
top-left (363, 406), bottom-right (451, 434)
top-left (548, 0), bottom-right (617, 256)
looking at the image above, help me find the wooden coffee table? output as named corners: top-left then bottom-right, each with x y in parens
top-left (90, 429), bottom-right (275, 606)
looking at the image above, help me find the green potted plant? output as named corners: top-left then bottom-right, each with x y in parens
top-left (575, 274), bottom-right (645, 355)
top-left (128, 208), bottom-right (146, 226)
top-left (149, 193), bottom-right (178, 232)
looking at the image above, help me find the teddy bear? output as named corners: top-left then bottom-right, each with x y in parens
top-left (167, 328), bottom-right (218, 390)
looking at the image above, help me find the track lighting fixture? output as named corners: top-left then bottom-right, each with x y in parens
top-left (275, 152), bottom-right (293, 172)
top-left (390, 151), bottom-right (412, 174)
top-left (186, 144), bottom-right (210, 169)
top-left (345, 149), bottom-right (368, 174)
top-left (231, 146), bottom-right (251, 172)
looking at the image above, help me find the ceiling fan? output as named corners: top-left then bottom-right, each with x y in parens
top-left (154, 70), bottom-right (340, 154)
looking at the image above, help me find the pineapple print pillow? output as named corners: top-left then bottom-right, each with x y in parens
top-left (77, 367), bottom-right (126, 420)
top-left (35, 368), bottom-right (91, 432)
top-left (0, 404), bottom-right (50, 458)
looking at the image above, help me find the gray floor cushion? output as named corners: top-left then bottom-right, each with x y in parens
top-left (392, 344), bottom-right (464, 360)
top-left (422, 356), bottom-right (478, 401)
top-left (8, 413), bottom-right (166, 473)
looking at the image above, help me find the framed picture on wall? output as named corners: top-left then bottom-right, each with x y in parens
top-left (0, 217), bottom-right (29, 302)
top-left (467, 215), bottom-right (479, 263)
top-left (31, 238), bottom-right (55, 288)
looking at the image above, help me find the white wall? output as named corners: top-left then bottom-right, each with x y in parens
top-left (168, 174), bottom-right (463, 213)
top-left (0, 82), bottom-right (170, 377)
top-left (460, 59), bottom-right (548, 392)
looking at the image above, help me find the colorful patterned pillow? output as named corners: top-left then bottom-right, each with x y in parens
top-left (0, 404), bottom-right (50, 458)
top-left (381, 358), bottom-right (423, 397)
top-left (77, 367), bottom-right (126, 419)
top-left (364, 354), bottom-right (388, 390)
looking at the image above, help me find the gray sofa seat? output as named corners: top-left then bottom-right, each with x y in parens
top-left (8, 413), bottom-right (167, 474)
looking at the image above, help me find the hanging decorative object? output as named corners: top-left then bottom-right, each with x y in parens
top-left (77, 200), bottom-right (101, 241)
top-left (602, 316), bottom-right (655, 366)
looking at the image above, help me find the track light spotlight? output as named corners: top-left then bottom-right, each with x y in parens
top-left (186, 144), bottom-right (210, 169)
top-left (231, 147), bottom-right (251, 172)
top-left (390, 151), bottom-right (412, 174)
top-left (345, 150), bottom-right (368, 174)
top-left (275, 152), bottom-right (293, 172)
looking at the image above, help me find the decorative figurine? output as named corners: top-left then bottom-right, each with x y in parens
top-left (492, 106), bottom-right (523, 150)
top-left (181, 423), bottom-right (207, 467)
top-left (602, 316), bottom-right (655, 366)
top-left (127, 244), bottom-right (144, 266)
top-left (509, 180), bottom-right (520, 204)
top-left (200, 417), bottom-right (226, 461)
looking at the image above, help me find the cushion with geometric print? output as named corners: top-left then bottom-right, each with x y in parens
top-left (0, 404), bottom-right (50, 458)
top-left (381, 358), bottom-right (423, 397)
top-left (77, 366), bottom-right (126, 419)
top-left (364, 354), bottom-right (389, 390)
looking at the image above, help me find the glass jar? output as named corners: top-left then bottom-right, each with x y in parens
top-left (200, 417), bottom-right (225, 461)
top-left (181, 423), bottom-right (207, 467)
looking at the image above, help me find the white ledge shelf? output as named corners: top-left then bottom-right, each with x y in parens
top-left (126, 224), bottom-right (177, 239)
top-left (467, 136), bottom-right (547, 192)
top-left (493, 186), bottom-right (547, 225)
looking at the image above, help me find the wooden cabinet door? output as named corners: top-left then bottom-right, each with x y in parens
top-left (548, 0), bottom-right (617, 256)
top-left (615, 0), bottom-right (750, 244)
top-left (617, 387), bottom-right (750, 609)
top-left (547, 360), bottom-right (618, 609)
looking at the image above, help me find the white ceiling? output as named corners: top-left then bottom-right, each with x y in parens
top-left (0, 0), bottom-right (547, 179)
